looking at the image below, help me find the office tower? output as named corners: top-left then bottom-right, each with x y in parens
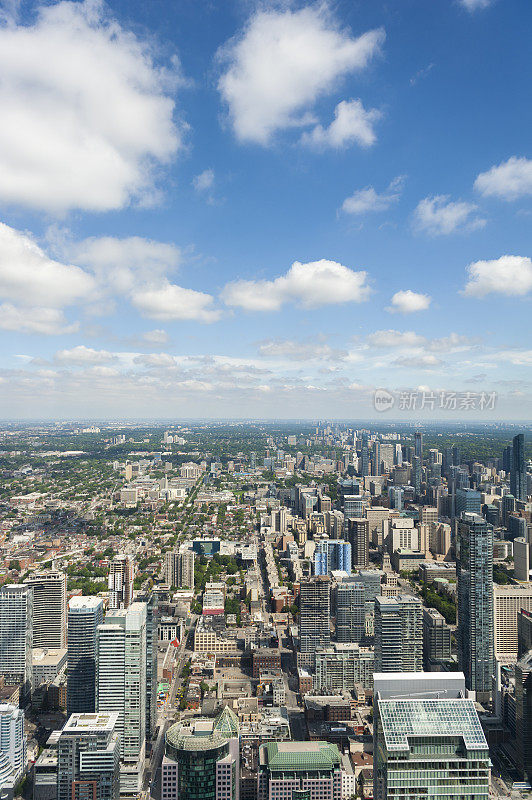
top-left (388, 486), bottom-right (403, 510)
top-left (374, 595), bottom-right (423, 673)
top-left (422, 608), bottom-right (451, 669)
top-left (163, 708), bottom-right (239, 800)
top-left (137, 591), bottom-right (158, 740)
top-left (355, 570), bottom-right (384, 611)
top-left (493, 585), bottom-right (532, 664)
top-left (24, 571), bottom-right (67, 648)
top-left (0, 585), bottom-right (33, 698)
top-left (96, 603), bottom-right (147, 793)
top-left (452, 444), bottom-right (461, 466)
top-left (108, 554), bottom-right (134, 609)
top-left (57, 713), bottom-right (120, 800)
top-left (518, 609), bottom-right (532, 659)
top-left (250, 451), bottom-right (256, 469)
top-left (336, 581), bottom-right (365, 643)
top-left (515, 651), bottom-right (532, 783)
top-left (457, 512), bottom-right (494, 697)
top-left (165, 549), bottom-right (195, 589)
top-left (373, 672), bottom-right (490, 800)
top-left (258, 741), bottom-right (342, 800)
top-left (67, 596), bottom-right (104, 714)
top-left (455, 487), bottom-right (482, 516)
top-left (314, 642), bottom-right (374, 692)
top-left (501, 493), bottom-right (516, 527)
top-left (414, 431), bottom-right (423, 459)
top-left (299, 577), bottom-right (331, 657)
top-left (0, 704), bottom-right (26, 795)
top-left (511, 433), bottom-right (527, 501)
top-left (314, 539), bottom-right (351, 576)
top-left (360, 434), bottom-right (370, 478)
top-left (412, 455), bottom-right (422, 498)
top-left (347, 518), bottom-right (369, 569)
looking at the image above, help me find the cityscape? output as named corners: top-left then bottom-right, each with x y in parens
top-left (0, 421), bottom-right (531, 800)
top-left (0, 0), bottom-right (531, 799)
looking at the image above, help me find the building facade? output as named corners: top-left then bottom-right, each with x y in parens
top-left (374, 595), bottom-right (422, 673)
top-left (0, 585), bottom-right (33, 697)
top-left (258, 741), bottom-right (342, 800)
top-left (56, 713), bottom-right (120, 800)
top-left (336, 581), bottom-right (365, 643)
top-left (67, 597), bottom-right (104, 715)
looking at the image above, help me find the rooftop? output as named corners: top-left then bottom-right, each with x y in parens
top-left (261, 741), bottom-right (341, 771)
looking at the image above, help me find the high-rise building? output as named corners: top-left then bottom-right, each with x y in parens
top-left (518, 609), bottom-right (532, 659)
top-left (511, 433), bottom-right (527, 502)
top-left (455, 487), bottom-right (482, 517)
top-left (414, 431), bottom-right (423, 459)
top-left (258, 741), bottom-right (342, 800)
top-left (314, 539), bottom-right (351, 576)
top-left (422, 608), bottom-right (451, 669)
top-left (515, 650), bottom-right (532, 784)
top-left (412, 455), bottom-right (422, 498)
top-left (163, 708), bottom-right (239, 800)
top-left (67, 596), bottom-right (104, 715)
top-left (347, 518), bottom-right (369, 569)
top-left (374, 595), bottom-right (422, 673)
top-left (493, 585), bottom-right (532, 664)
top-left (136, 591), bottom-right (158, 740)
top-left (0, 585), bottom-right (33, 698)
top-left (0, 704), bottom-right (26, 796)
top-left (336, 581), bottom-right (365, 643)
top-left (360, 434), bottom-right (370, 478)
top-left (299, 577), bottom-right (331, 658)
top-left (56, 713), bottom-right (120, 800)
top-left (457, 512), bottom-right (494, 697)
top-left (108, 555), bottom-right (134, 609)
top-left (165, 550), bottom-right (195, 589)
top-left (24, 571), bottom-right (67, 649)
top-left (315, 643), bottom-right (374, 692)
top-left (96, 602), bottom-right (147, 794)
top-left (373, 672), bottom-right (490, 800)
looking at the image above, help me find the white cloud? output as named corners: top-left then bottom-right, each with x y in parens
top-left (131, 282), bottom-right (221, 322)
top-left (394, 354), bottom-right (443, 369)
top-left (413, 195), bottom-right (486, 235)
top-left (367, 330), bottom-right (425, 348)
top-left (0, 304), bottom-right (78, 335)
top-left (193, 169), bottom-right (215, 193)
top-left (222, 259), bottom-right (371, 311)
top-left (0, 0), bottom-right (181, 213)
top-left (55, 345), bottom-right (116, 365)
top-left (143, 329), bottom-right (169, 344)
top-left (67, 235), bottom-right (181, 294)
top-left (341, 176), bottom-right (404, 215)
top-left (133, 352), bottom-right (176, 367)
top-left (387, 289), bottom-right (431, 314)
top-left (463, 255), bottom-right (532, 297)
top-left (258, 339), bottom-right (346, 361)
top-left (474, 157), bottom-right (532, 201)
top-left (458, 0), bottom-right (493, 10)
top-left (0, 222), bottom-right (96, 307)
top-left (217, 5), bottom-right (384, 145)
top-left (301, 99), bottom-right (380, 149)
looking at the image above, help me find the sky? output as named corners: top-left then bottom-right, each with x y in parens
top-left (0, 0), bottom-right (531, 420)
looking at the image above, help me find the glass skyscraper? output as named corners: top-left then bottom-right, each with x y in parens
top-left (457, 512), bottom-right (494, 697)
top-left (336, 581), bottom-right (365, 642)
top-left (511, 433), bottom-right (527, 502)
top-left (314, 539), bottom-right (351, 576)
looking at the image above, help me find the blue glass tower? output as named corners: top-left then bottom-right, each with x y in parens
top-left (511, 433), bottom-right (527, 502)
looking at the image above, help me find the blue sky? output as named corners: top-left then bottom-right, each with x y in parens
top-left (0, 0), bottom-right (531, 419)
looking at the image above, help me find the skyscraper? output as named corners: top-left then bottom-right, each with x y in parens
top-left (67, 596), bottom-right (104, 715)
top-left (299, 577), bottom-right (331, 659)
top-left (457, 512), bottom-right (494, 697)
top-left (347, 518), bottom-right (369, 569)
top-left (414, 431), bottom-right (423, 459)
top-left (455, 488), bottom-right (482, 517)
top-left (24, 570), bottom-right (67, 648)
top-left (57, 713), bottom-right (120, 800)
top-left (511, 433), bottom-right (527, 502)
top-left (360, 434), bottom-right (370, 478)
top-left (412, 455), bottom-right (422, 499)
top-left (108, 554), bottom-right (134, 609)
top-left (336, 581), bottom-right (365, 643)
top-left (0, 585), bottom-right (33, 698)
top-left (165, 549), bottom-right (195, 589)
top-left (374, 595), bottom-right (423, 673)
top-left (515, 651), bottom-right (532, 784)
top-left (314, 539), bottom-right (351, 576)
top-left (373, 673), bottom-right (490, 800)
top-left (97, 602), bottom-right (147, 794)
top-left (0, 704), bottom-right (26, 795)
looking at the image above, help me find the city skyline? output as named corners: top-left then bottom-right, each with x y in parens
top-left (0, 0), bottom-right (530, 419)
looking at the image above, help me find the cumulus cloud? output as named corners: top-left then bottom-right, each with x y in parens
top-left (66, 235), bottom-right (182, 294)
top-left (301, 99), bottom-right (381, 149)
top-left (193, 169), bottom-right (215, 193)
top-left (217, 5), bottom-right (384, 145)
top-left (367, 330), bottom-right (425, 348)
top-left (393, 354), bottom-right (444, 369)
top-left (0, 0), bottom-right (182, 213)
top-left (341, 176), bottom-right (404, 215)
top-left (474, 157), bottom-right (532, 201)
top-left (55, 345), bottom-right (116, 365)
top-left (131, 282), bottom-right (221, 322)
top-left (222, 259), bottom-right (371, 311)
top-left (0, 304), bottom-right (78, 335)
top-left (258, 339), bottom-right (346, 361)
top-left (413, 195), bottom-right (486, 235)
top-left (133, 352), bottom-right (177, 367)
top-left (463, 255), bottom-right (532, 297)
top-left (0, 222), bottom-right (96, 307)
top-left (143, 329), bottom-right (169, 344)
top-left (387, 289), bottom-right (431, 314)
